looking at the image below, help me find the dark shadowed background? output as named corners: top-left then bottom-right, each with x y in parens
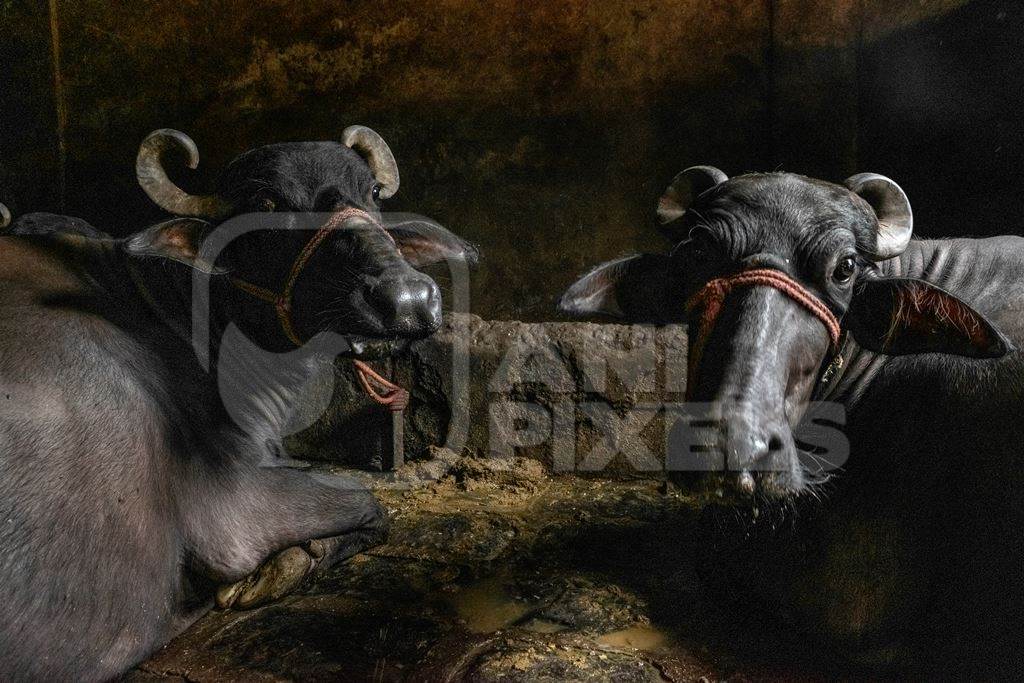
top-left (1, 0), bottom-right (1021, 320)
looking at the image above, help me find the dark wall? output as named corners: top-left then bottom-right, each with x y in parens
top-left (1, 0), bottom-right (1020, 320)
top-left (859, 1), bottom-right (1024, 240)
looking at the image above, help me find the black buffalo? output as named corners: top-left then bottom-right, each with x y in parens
top-left (561, 168), bottom-right (1024, 671)
top-left (0, 127), bottom-right (475, 680)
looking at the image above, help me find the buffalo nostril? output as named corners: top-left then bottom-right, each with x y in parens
top-left (768, 434), bottom-right (784, 452)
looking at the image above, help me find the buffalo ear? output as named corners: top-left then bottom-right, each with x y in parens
top-left (847, 278), bottom-right (1011, 358)
top-left (124, 218), bottom-right (224, 274)
top-left (383, 217), bottom-right (479, 268)
top-left (558, 253), bottom-right (683, 323)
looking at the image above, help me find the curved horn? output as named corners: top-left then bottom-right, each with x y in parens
top-left (657, 165), bottom-right (728, 225)
top-left (0, 203), bottom-right (10, 230)
top-left (136, 129), bottom-right (232, 219)
top-left (343, 125), bottom-right (400, 199)
top-left (845, 173), bottom-right (913, 261)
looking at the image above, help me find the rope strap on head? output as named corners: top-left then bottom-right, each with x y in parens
top-left (684, 268), bottom-right (841, 398)
top-left (229, 206), bottom-right (408, 412)
top-left (229, 206), bottom-right (395, 347)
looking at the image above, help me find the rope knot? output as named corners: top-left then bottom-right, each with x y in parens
top-left (354, 360), bottom-right (409, 413)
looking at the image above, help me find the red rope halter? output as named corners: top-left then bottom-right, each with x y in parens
top-left (229, 207), bottom-right (409, 412)
top-left (684, 268), bottom-right (841, 399)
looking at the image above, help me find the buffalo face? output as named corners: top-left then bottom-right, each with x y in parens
top-left (128, 128), bottom-right (476, 352)
top-left (561, 169), bottom-right (1009, 496)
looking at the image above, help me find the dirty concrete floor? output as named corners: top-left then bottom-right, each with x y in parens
top-left (128, 453), bottom-right (848, 682)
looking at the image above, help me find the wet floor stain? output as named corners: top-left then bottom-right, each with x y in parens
top-left (596, 625), bottom-right (668, 651)
top-left (450, 576), bottom-right (535, 633)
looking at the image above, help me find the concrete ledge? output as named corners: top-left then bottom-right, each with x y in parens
top-left (289, 314), bottom-right (689, 476)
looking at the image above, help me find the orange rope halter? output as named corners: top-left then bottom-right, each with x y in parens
top-left (229, 207), bottom-right (409, 412)
top-left (684, 268), bottom-right (841, 399)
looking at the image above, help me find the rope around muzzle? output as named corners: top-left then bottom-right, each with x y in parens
top-left (229, 206), bottom-right (409, 412)
top-left (683, 268), bottom-right (842, 400)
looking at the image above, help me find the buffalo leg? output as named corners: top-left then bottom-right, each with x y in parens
top-left (196, 467), bottom-right (388, 608)
top-left (215, 521), bottom-right (390, 610)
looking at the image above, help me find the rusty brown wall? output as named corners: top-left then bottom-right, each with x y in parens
top-left (2, 0), bottom-right (1021, 320)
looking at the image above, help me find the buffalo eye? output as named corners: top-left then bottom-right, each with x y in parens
top-left (832, 255), bottom-right (857, 284)
top-left (258, 197), bottom-right (276, 212)
top-left (371, 183), bottom-right (382, 203)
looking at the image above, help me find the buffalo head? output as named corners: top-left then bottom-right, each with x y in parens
top-left (128, 128), bottom-right (476, 353)
top-left (560, 169), bottom-right (1010, 495)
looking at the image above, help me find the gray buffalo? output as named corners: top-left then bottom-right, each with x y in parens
top-left (0, 127), bottom-right (475, 680)
top-left (561, 168), bottom-right (1024, 670)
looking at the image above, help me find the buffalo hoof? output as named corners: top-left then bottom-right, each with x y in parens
top-left (216, 545), bottom-right (317, 610)
top-left (215, 524), bottom-right (388, 611)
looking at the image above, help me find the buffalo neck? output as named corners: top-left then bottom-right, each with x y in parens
top-left (115, 246), bottom-right (214, 356)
